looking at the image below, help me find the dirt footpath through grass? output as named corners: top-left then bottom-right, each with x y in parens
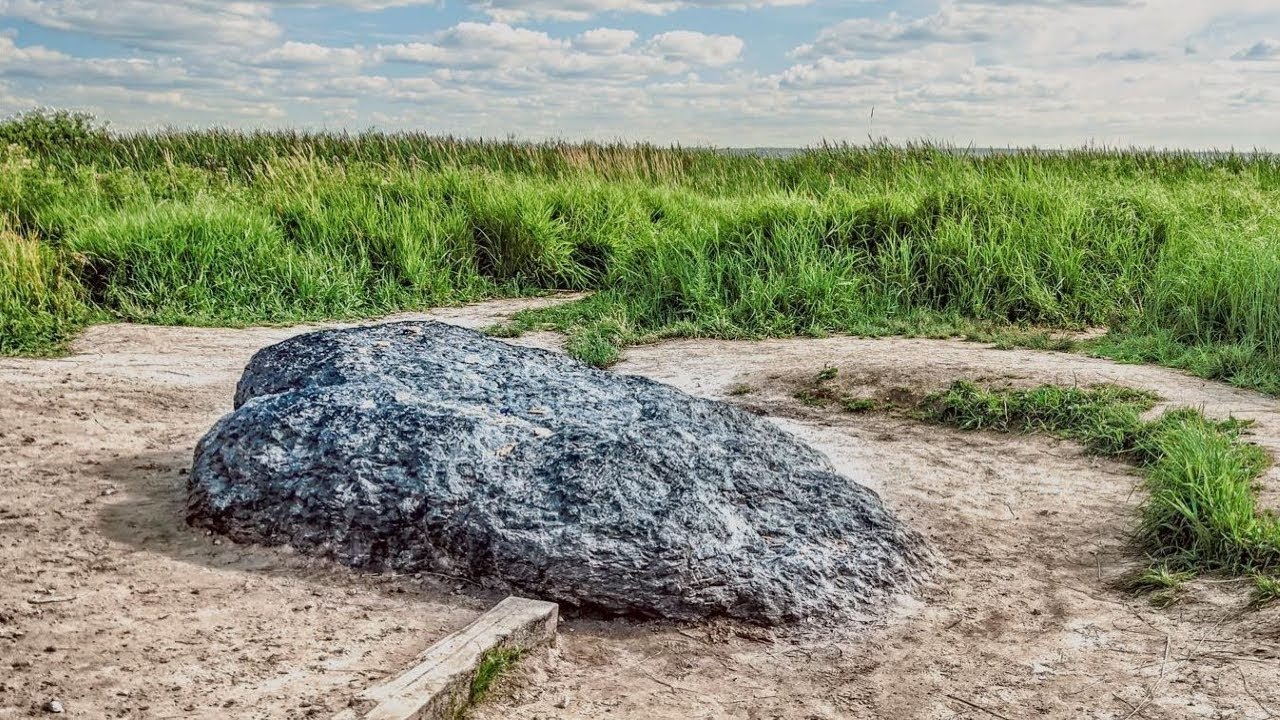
top-left (2, 298), bottom-right (1278, 719)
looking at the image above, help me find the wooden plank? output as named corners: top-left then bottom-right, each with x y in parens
top-left (336, 596), bottom-right (558, 720)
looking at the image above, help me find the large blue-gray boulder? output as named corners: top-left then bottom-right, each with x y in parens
top-left (188, 322), bottom-right (926, 625)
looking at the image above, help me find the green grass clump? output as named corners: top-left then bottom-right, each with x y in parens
top-left (1126, 564), bottom-right (1197, 591)
top-left (465, 646), bottom-right (524, 712)
top-left (482, 322), bottom-right (524, 339)
top-left (842, 397), bottom-right (878, 413)
top-left (1125, 564), bottom-right (1197, 608)
top-left (1251, 575), bottom-right (1280, 607)
top-left (0, 224), bottom-right (90, 354)
top-left (565, 326), bottom-right (622, 368)
top-left (925, 381), bottom-right (1280, 583)
top-left (793, 389), bottom-right (826, 407)
top-left (924, 381), bottom-right (1156, 455)
top-left (1138, 410), bottom-right (1275, 571)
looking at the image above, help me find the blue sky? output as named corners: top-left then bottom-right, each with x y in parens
top-left (1, 0), bottom-right (1278, 147)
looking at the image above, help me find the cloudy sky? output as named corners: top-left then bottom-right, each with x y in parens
top-left (1, 0), bottom-right (1278, 147)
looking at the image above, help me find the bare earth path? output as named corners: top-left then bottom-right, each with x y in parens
top-left (2, 299), bottom-right (1278, 719)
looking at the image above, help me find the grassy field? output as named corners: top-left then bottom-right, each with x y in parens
top-left (3, 110), bottom-right (1280, 395)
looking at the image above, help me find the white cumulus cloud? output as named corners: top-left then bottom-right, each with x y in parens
top-left (575, 28), bottom-right (639, 53)
top-left (0, 0), bottom-right (282, 52)
top-left (647, 30), bottom-right (744, 67)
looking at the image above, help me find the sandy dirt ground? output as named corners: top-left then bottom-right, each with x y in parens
top-left (2, 297), bottom-right (1278, 719)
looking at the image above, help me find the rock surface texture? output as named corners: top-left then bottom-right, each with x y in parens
top-left (188, 322), bottom-right (927, 625)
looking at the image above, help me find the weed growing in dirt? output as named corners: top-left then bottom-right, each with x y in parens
top-left (565, 327), bottom-right (621, 367)
top-left (466, 646), bottom-right (524, 713)
top-left (1251, 575), bottom-right (1280, 607)
top-left (794, 389), bottom-right (828, 407)
top-left (842, 397), bottom-right (878, 413)
top-left (481, 322), bottom-right (525, 339)
top-left (791, 367), bottom-right (880, 412)
top-left (1125, 565), bottom-right (1197, 607)
top-left (925, 381), bottom-right (1280, 587)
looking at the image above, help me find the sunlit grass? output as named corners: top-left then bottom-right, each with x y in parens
top-left (4, 110), bottom-right (1280, 400)
top-left (0, 222), bottom-right (89, 354)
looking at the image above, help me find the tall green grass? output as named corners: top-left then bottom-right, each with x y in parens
top-left (0, 223), bottom-right (89, 354)
top-left (925, 381), bottom-right (1280, 579)
top-left (3, 109), bottom-right (1280, 397)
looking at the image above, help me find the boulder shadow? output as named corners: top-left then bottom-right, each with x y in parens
top-left (94, 447), bottom-right (500, 610)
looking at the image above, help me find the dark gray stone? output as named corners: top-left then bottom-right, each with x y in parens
top-left (189, 322), bottom-right (927, 625)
